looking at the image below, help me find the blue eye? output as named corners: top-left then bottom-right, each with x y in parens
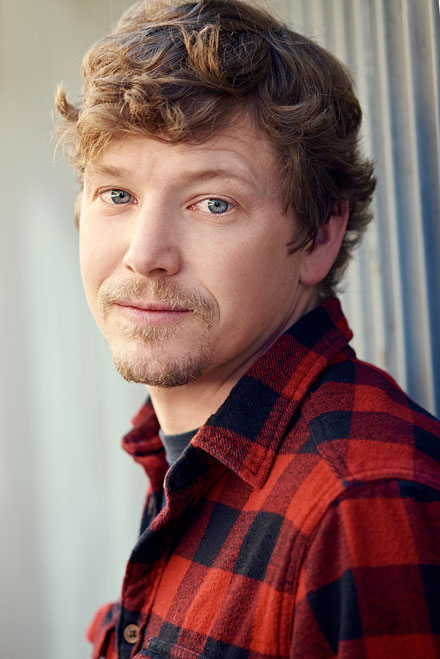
top-left (103, 189), bottom-right (132, 205)
top-left (207, 199), bottom-right (229, 214)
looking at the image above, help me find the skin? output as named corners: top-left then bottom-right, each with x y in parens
top-left (79, 114), bottom-right (348, 434)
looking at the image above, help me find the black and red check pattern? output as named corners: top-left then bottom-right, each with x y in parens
top-left (87, 299), bottom-right (440, 658)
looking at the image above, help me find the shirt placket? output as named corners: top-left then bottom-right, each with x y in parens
top-left (116, 446), bottom-right (226, 658)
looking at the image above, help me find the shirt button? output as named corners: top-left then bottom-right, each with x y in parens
top-left (123, 623), bottom-right (139, 644)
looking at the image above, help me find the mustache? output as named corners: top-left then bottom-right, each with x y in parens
top-left (98, 277), bottom-right (216, 325)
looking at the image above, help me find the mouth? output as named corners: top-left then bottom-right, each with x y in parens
top-left (113, 300), bottom-right (192, 325)
top-left (118, 300), bottom-right (190, 312)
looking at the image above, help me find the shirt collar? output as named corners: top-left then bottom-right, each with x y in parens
top-left (122, 298), bottom-right (353, 489)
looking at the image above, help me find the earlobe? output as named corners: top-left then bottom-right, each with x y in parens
top-left (299, 201), bottom-right (349, 287)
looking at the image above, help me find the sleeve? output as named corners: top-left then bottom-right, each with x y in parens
top-left (291, 478), bottom-right (440, 658)
top-left (86, 601), bottom-right (119, 659)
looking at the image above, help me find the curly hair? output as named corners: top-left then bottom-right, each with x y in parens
top-left (56, 0), bottom-right (376, 296)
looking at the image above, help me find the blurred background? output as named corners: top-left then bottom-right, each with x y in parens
top-left (0, 0), bottom-right (439, 657)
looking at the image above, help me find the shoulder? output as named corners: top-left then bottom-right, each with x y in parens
top-left (296, 352), bottom-right (440, 490)
top-left (275, 353), bottom-right (440, 535)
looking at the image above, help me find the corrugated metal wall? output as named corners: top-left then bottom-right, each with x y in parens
top-left (1, 1), bottom-right (439, 658)
top-left (277, 0), bottom-right (440, 416)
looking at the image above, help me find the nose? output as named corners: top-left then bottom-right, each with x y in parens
top-left (122, 201), bottom-right (181, 277)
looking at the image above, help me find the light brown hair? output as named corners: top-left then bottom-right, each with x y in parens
top-left (56, 0), bottom-right (376, 296)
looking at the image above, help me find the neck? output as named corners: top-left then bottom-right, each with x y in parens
top-left (148, 375), bottom-right (237, 435)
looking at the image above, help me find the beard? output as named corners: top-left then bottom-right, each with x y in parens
top-left (111, 340), bottom-right (213, 387)
top-left (97, 277), bottom-right (217, 387)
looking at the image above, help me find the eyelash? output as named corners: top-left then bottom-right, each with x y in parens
top-left (98, 189), bottom-right (234, 215)
top-left (190, 198), bottom-right (233, 215)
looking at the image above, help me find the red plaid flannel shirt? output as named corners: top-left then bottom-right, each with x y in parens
top-left (87, 298), bottom-right (440, 658)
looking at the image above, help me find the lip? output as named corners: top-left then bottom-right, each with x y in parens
top-left (116, 300), bottom-right (190, 312)
top-left (114, 301), bottom-right (191, 325)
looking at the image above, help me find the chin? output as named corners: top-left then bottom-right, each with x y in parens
top-left (110, 344), bottom-right (213, 388)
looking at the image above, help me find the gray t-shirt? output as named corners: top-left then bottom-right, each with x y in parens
top-left (158, 427), bottom-right (198, 467)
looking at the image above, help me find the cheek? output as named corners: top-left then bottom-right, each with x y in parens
top-left (204, 236), bottom-right (294, 319)
top-left (79, 235), bottom-right (97, 295)
top-left (79, 224), bottom-right (118, 304)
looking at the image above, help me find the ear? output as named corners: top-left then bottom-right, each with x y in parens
top-left (299, 201), bottom-right (349, 287)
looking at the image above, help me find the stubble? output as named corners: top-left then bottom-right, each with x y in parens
top-left (97, 277), bottom-right (217, 387)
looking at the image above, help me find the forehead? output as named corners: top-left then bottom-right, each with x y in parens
top-left (85, 113), bottom-right (281, 189)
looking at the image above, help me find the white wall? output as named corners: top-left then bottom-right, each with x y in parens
top-left (1, 1), bottom-right (438, 657)
top-left (1, 1), bottom-right (145, 657)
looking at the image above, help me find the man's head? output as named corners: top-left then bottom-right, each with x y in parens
top-left (56, 0), bottom-right (376, 389)
top-left (56, 0), bottom-right (375, 297)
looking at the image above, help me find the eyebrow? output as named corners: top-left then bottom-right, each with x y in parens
top-left (180, 168), bottom-right (256, 188)
top-left (87, 164), bottom-right (133, 179)
top-left (87, 164), bottom-right (256, 189)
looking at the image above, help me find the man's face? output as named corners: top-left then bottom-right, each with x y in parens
top-left (80, 115), bottom-right (314, 388)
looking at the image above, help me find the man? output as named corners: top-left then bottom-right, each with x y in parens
top-left (56, 0), bottom-right (440, 657)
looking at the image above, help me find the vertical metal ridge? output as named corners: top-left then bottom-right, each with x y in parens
top-left (398, 0), bottom-right (434, 410)
top-left (350, 0), bottom-right (386, 367)
top-left (422, 0), bottom-right (440, 412)
top-left (338, 0), bottom-right (371, 363)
